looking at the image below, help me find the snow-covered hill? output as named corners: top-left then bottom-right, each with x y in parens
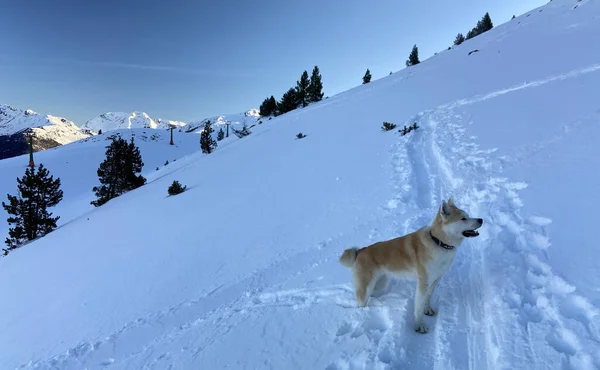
top-left (81, 111), bottom-right (186, 133)
top-left (2, 0), bottom-right (600, 369)
top-left (0, 104), bottom-right (91, 160)
top-left (0, 127), bottom-right (208, 242)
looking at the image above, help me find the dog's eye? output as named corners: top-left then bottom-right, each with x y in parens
top-left (461, 218), bottom-right (467, 221)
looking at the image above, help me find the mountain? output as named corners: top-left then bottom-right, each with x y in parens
top-left (0, 104), bottom-right (90, 160)
top-left (2, 0), bottom-right (600, 369)
top-left (184, 108), bottom-right (261, 133)
top-left (81, 111), bottom-right (187, 134)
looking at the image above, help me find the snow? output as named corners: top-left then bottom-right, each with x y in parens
top-left (0, 104), bottom-right (89, 143)
top-left (1, 0), bottom-right (600, 369)
top-left (81, 111), bottom-right (187, 133)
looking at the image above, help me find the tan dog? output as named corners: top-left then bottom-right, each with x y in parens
top-left (339, 197), bottom-right (483, 333)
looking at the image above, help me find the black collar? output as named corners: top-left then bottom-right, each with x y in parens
top-left (430, 230), bottom-right (455, 250)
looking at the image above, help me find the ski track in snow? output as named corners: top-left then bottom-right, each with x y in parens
top-left (17, 64), bottom-right (600, 370)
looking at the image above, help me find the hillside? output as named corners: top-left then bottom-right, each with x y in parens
top-left (81, 111), bottom-right (187, 133)
top-left (0, 128), bottom-right (204, 242)
top-left (1, 0), bottom-right (600, 369)
top-left (0, 104), bottom-right (91, 160)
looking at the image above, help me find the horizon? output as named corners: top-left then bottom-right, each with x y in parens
top-left (0, 0), bottom-right (546, 125)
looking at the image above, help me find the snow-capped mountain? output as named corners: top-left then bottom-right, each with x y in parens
top-left (184, 108), bottom-right (261, 133)
top-left (81, 111), bottom-right (186, 134)
top-left (0, 104), bottom-right (90, 160)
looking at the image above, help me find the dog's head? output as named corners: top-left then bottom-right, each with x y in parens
top-left (436, 197), bottom-right (483, 239)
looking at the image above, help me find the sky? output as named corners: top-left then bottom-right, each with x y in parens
top-left (0, 0), bottom-right (547, 125)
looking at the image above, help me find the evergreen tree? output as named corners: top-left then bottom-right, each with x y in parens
top-left (466, 12), bottom-right (493, 40)
top-left (91, 135), bottom-right (146, 207)
top-left (307, 66), bottom-right (324, 103)
top-left (406, 44), bottom-right (420, 67)
top-left (259, 97), bottom-right (271, 116)
top-left (2, 164), bottom-right (63, 248)
top-left (200, 121), bottom-right (217, 154)
top-left (363, 69), bottom-right (372, 84)
top-left (167, 180), bottom-right (187, 196)
top-left (454, 33), bottom-right (465, 46)
top-left (259, 95), bottom-right (278, 116)
top-left (269, 96), bottom-right (277, 115)
top-left (295, 70), bottom-right (310, 107)
top-left (481, 12), bottom-right (493, 32)
top-left (466, 29), bottom-right (476, 40)
top-left (278, 87), bottom-right (299, 114)
top-left (217, 127), bottom-right (225, 141)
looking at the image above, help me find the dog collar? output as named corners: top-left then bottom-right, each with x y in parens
top-left (430, 231), bottom-right (455, 250)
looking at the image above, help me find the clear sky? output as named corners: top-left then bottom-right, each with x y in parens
top-left (0, 0), bottom-right (546, 125)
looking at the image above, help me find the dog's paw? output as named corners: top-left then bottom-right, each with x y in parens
top-left (356, 300), bottom-right (368, 308)
top-left (424, 307), bottom-right (436, 316)
top-left (414, 323), bottom-right (428, 334)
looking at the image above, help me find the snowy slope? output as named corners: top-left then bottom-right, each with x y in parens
top-left (0, 128), bottom-right (204, 243)
top-left (2, 0), bottom-right (600, 369)
top-left (0, 104), bottom-right (89, 142)
top-left (81, 111), bottom-right (186, 133)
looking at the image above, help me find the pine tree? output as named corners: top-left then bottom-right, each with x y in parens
top-left (217, 127), bottom-right (225, 141)
top-left (259, 97), bottom-right (271, 116)
top-left (91, 135), bottom-right (146, 207)
top-left (454, 33), bottom-right (465, 46)
top-left (167, 180), bottom-right (187, 196)
top-left (307, 66), bottom-right (324, 103)
top-left (259, 95), bottom-right (278, 116)
top-left (466, 29), bottom-right (476, 40)
top-left (269, 96), bottom-right (277, 115)
top-left (406, 44), bottom-right (420, 67)
top-left (295, 70), bottom-right (310, 107)
top-left (278, 87), bottom-right (299, 114)
top-left (481, 12), bottom-right (493, 32)
top-left (2, 164), bottom-right (63, 248)
top-left (363, 69), bottom-right (372, 84)
top-left (200, 121), bottom-right (217, 154)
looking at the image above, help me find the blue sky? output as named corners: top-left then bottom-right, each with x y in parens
top-left (0, 0), bottom-right (546, 125)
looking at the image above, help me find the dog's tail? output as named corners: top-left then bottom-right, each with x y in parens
top-left (339, 247), bottom-right (359, 267)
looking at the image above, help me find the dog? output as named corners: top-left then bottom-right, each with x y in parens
top-left (339, 197), bottom-right (483, 333)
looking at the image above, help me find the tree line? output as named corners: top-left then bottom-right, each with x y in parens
top-left (259, 66), bottom-right (324, 117)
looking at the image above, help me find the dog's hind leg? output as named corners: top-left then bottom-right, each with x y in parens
top-left (424, 277), bottom-right (441, 316)
top-left (353, 268), bottom-right (376, 307)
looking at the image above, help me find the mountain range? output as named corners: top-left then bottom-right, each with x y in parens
top-left (0, 105), bottom-right (259, 160)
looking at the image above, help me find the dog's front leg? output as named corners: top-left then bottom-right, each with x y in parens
top-left (424, 277), bottom-right (441, 316)
top-left (414, 276), bottom-right (428, 333)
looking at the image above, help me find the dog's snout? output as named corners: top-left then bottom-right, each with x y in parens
top-left (477, 218), bottom-right (483, 224)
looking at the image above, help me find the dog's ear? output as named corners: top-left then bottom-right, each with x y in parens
top-left (448, 197), bottom-right (455, 207)
top-left (440, 200), bottom-right (450, 219)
